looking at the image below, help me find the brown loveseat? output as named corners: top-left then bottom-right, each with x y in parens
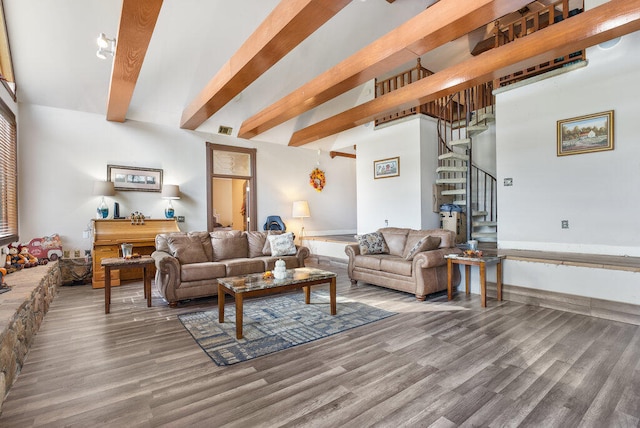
top-left (151, 230), bottom-right (309, 307)
top-left (345, 227), bottom-right (461, 300)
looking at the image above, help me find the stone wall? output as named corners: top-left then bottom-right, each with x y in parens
top-left (0, 262), bottom-right (61, 411)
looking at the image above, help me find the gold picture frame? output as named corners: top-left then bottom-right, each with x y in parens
top-left (107, 165), bottom-right (163, 192)
top-left (373, 157), bottom-right (400, 179)
top-left (557, 110), bottom-right (614, 156)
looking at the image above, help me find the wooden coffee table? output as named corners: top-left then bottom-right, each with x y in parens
top-left (217, 267), bottom-right (337, 339)
top-left (445, 254), bottom-right (504, 307)
top-left (102, 256), bottom-right (155, 314)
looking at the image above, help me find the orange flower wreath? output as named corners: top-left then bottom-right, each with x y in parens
top-left (309, 167), bottom-right (326, 192)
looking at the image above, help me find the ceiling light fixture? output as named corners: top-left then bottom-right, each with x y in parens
top-left (96, 33), bottom-right (116, 59)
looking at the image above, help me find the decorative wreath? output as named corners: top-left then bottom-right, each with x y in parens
top-left (309, 167), bottom-right (326, 192)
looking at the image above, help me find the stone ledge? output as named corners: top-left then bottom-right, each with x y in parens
top-left (0, 262), bottom-right (61, 412)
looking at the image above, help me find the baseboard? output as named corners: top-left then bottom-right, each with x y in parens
top-left (484, 281), bottom-right (640, 326)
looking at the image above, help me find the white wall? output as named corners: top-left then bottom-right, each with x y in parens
top-left (497, 31), bottom-right (640, 257)
top-left (17, 104), bottom-right (356, 254)
top-left (356, 115), bottom-right (440, 234)
top-left (495, 30), bottom-right (640, 304)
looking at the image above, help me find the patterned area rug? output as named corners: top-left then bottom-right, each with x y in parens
top-left (178, 291), bottom-right (396, 366)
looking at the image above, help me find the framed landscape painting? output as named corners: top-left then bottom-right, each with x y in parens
top-left (374, 157), bottom-right (400, 179)
top-left (557, 110), bottom-right (614, 156)
top-left (107, 165), bottom-right (163, 192)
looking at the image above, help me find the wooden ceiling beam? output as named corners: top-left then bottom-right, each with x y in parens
top-left (238, 0), bottom-right (531, 140)
top-left (180, 0), bottom-right (352, 130)
top-left (289, 0), bottom-right (640, 146)
top-left (330, 151), bottom-right (356, 159)
top-left (106, 0), bottom-right (163, 122)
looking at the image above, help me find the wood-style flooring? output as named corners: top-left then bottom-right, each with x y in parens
top-left (0, 262), bottom-right (639, 427)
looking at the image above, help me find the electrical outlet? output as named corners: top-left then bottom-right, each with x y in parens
top-left (561, 220), bottom-right (569, 229)
top-left (177, 216), bottom-right (185, 223)
top-left (384, 219), bottom-right (389, 226)
top-left (504, 178), bottom-right (513, 186)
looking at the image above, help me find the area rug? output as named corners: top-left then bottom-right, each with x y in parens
top-left (178, 291), bottom-right (396, 366)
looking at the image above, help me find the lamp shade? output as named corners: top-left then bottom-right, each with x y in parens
top-left (161, 184), bottom-right (181, 199)
top-left (292, 200), bottom-right (310, 218)
top-left (93, 180), bottom-right (115, 197)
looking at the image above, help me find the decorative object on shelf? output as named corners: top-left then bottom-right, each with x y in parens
top-left (309, 167), bottom-right (325, 192)
top-left (557, 110), bottom-right (614, 156)
top-left (130, 211), bottom-right (145, 225)
top-left (161, 184), bottom-right (181, 219)
top-left (374, 156), bottom-right (400, 179)
top-left (107, 164), bottom-right (163, 192)
top-left (273, 259), bottom-right (287, 279)
top-left (292, 200), bottom-right (310, 241)
top-left (93, 180), bottom-right (115, 219)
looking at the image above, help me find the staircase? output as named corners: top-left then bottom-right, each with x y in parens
top-left (436, 85), bottom-right (497, 243)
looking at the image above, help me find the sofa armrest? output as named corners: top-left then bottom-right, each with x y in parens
top-left (345, 244), bottom-right (360, 279)
top-left (151, 250), bottom-right (181, 303)
top-left (295, 245), bottom-right (310, 266)
top-left (412, 247), bottom-right (462, 269)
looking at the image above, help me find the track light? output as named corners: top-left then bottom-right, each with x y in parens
top-left (96, 33), bottom-right (115, 59)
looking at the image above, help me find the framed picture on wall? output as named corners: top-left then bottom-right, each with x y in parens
top-left (107, 165), bottom-right (163, 192)
top-left (557, 110), bottom-right (614, 156)
top-left (373, 157), bottom-right (400, 179)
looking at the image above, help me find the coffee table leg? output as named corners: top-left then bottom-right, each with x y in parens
top-left (104, 266), bottom-right (111, 314)
top-left (304, 286), bottom-right (311, 304)
top-left (330, 277), bottom-right (336, 315)
top-left (218, 283), bottom-right (224, 323)
top-left (480, 262), bottom-right (487, 307)
top-left (144, 266), bottom-right (152, 307)
top-left (447, 259), bottom-right (453, 300)
top-left (497, 260), bottom-right (503, 301)
top-left (236, 292), bottom-right (243, 340)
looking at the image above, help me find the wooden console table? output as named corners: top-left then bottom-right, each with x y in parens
top-left (92, 219), bottom-right (179, 288)
top-left (445, 254), bottom-right (504, 307)
top-left (102, 256), bottom-right (155, 314)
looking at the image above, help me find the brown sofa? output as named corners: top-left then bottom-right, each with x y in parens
top-left (345, 227), bottom-right (461, 300)
top-left (151, 230), bottom-right (309, 307)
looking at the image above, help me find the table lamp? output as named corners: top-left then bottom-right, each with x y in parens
top-left (292, 200), bottom-right (310, 241)
top-left (93, 181), bottom-right (115, 219)
top-left (161, 184), bottom-right (181, 218)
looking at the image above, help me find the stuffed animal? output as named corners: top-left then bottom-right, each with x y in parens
top-left (5, 244), bottom-right (24, 273)
top-left (18, 244), bottom-right (39, 268)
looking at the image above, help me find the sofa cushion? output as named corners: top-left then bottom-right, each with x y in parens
top-left (380, 257), bottom-right (413, 276)
top-left (224, 258), bottom-right (264, 277)
top-left (167, 234), bottom-right (209, 264)
top-left (355, 232), bottom-right (389, 255)
top-left (378, 227), bottom-right (409, 256)
top-left (403, 235), bottom-right (442, 261)
top-left (246, 231), bottom-right (268, 258)
top-left (268, 232), bottom-right (297, 256)
top-left (211, 231), bottom-right (248, 261)
top-left (262, 231), bottom-right (284, 255)
top-left (353, 254), bottom-right (384, 270)
top-left (180, 262), bottom-right (226, 282)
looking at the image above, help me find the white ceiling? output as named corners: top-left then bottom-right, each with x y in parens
top-left (4, 0), bottom-right (495, 149)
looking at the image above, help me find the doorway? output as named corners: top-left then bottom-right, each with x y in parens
top-left (206, 143), bottom-right (257, 232)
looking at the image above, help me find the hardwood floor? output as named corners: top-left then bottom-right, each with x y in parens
top-left (1, 262), bottom-right (638, 427)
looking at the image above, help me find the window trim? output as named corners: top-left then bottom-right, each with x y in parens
top-left (0, 95), bottom-right (17, 246)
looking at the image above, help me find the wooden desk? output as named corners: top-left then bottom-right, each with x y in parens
top-left (92, 219), bottom-right (179, 288)
top-left (102, 256), bottom-right (155, 314)
top-left (445, 255), bottom-right (504, 307)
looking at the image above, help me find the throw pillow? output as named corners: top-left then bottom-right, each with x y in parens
top-left (262, 230), bottom-right (283, 255)
top-left (404, 235), bottom-right (441, 261)
top-left (167, 235), bottom-right (209, 264)
top-left (355, 232), bottom-right (389, 255)
top-left (267, 233), bottom-right (297, 257)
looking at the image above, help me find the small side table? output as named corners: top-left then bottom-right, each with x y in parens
top-left (445, 254), bottom-right (504, 307)
top-left (101, 256), bottom-right (155, 314)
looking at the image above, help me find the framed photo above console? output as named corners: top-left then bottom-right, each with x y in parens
top-left (107, 165), bottom-right (163, 192)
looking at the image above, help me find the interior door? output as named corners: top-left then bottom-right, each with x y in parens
top-left (206, 143), bottom-right (256, 231)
